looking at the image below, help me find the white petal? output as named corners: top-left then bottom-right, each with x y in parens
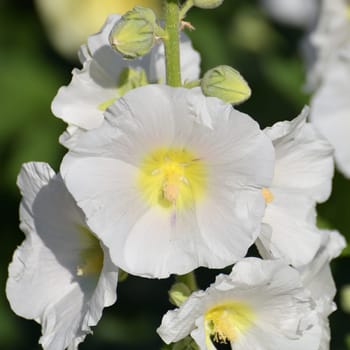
top-left (191, 316), bottom-right (216, 350)
top-left (122, 206), bottom-right (205, 278)
top-left (196, 188), bottom-right (266, 268)
top-left (260, 190), bottom-right (321, 266)
top-left (310, 55), bottom-right (350, 178)
top-left (196, 107), bottom-right (274, 187)
top-left (266, 108), bottom-right (334, 202)
top-left (52, 59), bottom-right (117, 130)
top-left (157, 290), bottom-right (206, 343)
top-left (7, 162), bottom-right (118, 349)
top-left (61, 156), bottom-right (150, 267)
top-left (299, 229), bottom-right (346, 300)
top-left (78, 43), bottom-right (90, 64)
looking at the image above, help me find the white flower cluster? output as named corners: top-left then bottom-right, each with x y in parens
top-left (6, 9), bottom-right (346, 350)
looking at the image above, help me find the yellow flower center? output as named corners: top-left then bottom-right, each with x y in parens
top-left (138, 147), bottom-right (207, 210)
top-left (76, 225), bottom-right (104, 277)
top-left (262, 187), bottom-right (274, 204)
top-left (205, 301), bottom-right (255, 345)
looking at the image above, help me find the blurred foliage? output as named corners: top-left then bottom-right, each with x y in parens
top-left (0, 0), bottom-right (348, 349)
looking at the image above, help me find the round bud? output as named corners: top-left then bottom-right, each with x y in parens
top-left (201, 65), bottom-right (251, 104)
top-left (110, 6), bottom-right (157, 59)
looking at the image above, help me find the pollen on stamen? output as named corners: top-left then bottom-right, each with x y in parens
top-left (262, 187), bottom-right (274, 203)
top-left (163, 182), bottom-right (180, 203)
top-left (205, 301), bottom-right (255, 347)
top-left (137, 147), bottom-right (207, 210)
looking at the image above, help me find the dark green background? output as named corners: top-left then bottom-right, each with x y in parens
top-left (0, 0), bottom-right (349, 349)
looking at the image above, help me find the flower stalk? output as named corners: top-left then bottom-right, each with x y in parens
top-left (163, 0), bottom-right (182, 86)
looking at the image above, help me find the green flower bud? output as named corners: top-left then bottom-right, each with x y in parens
top-left (169, 282), bottom-right (191, 307)
top-left (201, 65), bottom-right (251, 104)
top-left (193, 0), bottom-right (224, 9)
top-left (110, 6), bottom-right (157, 59)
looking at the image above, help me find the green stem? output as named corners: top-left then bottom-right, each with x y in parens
top-left (176, 271), bottom-right (198, 291)
top-left (184, 79), bottom-right (201, 88)
top-left (179, 0), bottom-right (194, 20)
top-left (163, 0), bottom-right (182, 86)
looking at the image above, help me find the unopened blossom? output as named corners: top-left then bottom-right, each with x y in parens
top-left (256, 108), bottom-right (334, 266)
top-left (52, 14), bottom-right (201, 149)
top-left (6, 162), bottom-right (118, 349)
top-left (157, 258), bottom-right (321, 350)
top-left (35, 0), bottom-right (162, 60)
top-left (61, 85), bottom-right (274, 278)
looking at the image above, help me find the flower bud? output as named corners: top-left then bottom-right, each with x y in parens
top-left (169, 282), bottom-right (191, 307)
top-left (110, 6), bottom-right (157, 59)
top-left (193, 0), bottom-right (224, 9)
top-left (201, 65), bottom-right (251, 104)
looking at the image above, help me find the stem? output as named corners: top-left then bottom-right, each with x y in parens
top-left (184, 79), bottom-right (201, 88)
top-left (179, 0), bottom-right (194, 20)
top-left (176, 271), bottom-right (198, 291)
top-left (163, 0), bottom-right (182, 86)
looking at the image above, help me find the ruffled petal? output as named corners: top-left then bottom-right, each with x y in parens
top-left (310, 55), bottom-right (350, 178)
top-left (6, 162), bottom-right (118, 349)
top-left (52, 59), bottom-right (117, 130)
top-left (259, 190), bottom-right (321, 266)
top-left (265, 108), bottom-right (334, 202)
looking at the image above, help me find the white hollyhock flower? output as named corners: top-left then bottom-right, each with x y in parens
top-left (298, 229), bottom-right (346, 350)
top-left (60, 85), bottom-right (274, 278)
top-left (310, 49), bottom-right (350, 178)
top-left (6, 162), bottom-right (118, 350)
top-left (256, 108), bottom-right (334, 267)
top-left (51, 14), bottom-right (201, 147)
top-left (157, 258), bottom-right (321, 350)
